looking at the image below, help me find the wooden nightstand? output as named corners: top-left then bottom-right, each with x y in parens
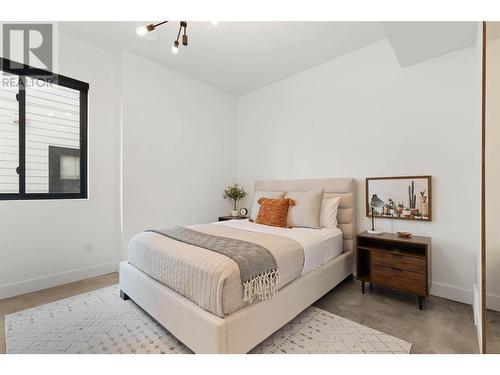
top-left (218, 216), bottom-right (249, 221)
top-left (356, 231), bottom-right (431, 310)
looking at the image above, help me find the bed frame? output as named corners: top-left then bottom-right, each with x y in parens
top-left (119, 178), bottom-right (356, 353)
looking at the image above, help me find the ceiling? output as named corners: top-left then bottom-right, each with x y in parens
top-left (60, 21), bottom-right (479, 96)
top-left (382, 22), bottom-right (479, 67)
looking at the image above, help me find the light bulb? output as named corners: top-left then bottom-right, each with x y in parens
top-left (136, 26), bottom-right (148, 37)
top-left (171, 43), bottom-right (179, 54)
top-left (211, 21), bottom-right (219, 26)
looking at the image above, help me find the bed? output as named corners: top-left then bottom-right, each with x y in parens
top-left (119, 178), bottom-right (356, 353)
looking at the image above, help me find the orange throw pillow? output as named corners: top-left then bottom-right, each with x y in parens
top-left (255, 197), bottom-right (295, 228)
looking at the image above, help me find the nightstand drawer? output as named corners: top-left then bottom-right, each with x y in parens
top-left (372, 264), bottom-right (426, 295)
top-left (372, 251), bottom-right (425, 274)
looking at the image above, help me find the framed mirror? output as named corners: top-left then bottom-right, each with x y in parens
top-left (366, 176), bottom-right (432, 221)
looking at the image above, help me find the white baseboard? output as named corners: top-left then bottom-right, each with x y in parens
top-left (0, 262), bottom-right (118, 299)
top-left (430, 281), bottom-right (472, 305)
top-left (487, 292), bottom-right (500, 312)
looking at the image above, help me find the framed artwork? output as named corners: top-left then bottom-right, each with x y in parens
top-left (365, 176), bottom-right (432, 221)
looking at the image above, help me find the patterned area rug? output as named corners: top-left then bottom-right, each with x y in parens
top-left (5, 285), bottom-right (411, 354)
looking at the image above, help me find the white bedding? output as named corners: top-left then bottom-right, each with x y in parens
top-left (128, 219), bottom-right (343, 317)
top-left (216, 219), bottom-right (343, 274)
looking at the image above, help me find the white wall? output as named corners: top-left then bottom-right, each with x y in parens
top-left (236, 39), bottom-right (482, 304)
top-left (0, 33), bottom-right (122, 298)
top-left (120, 52), bottom-right (237, 257)
top-left (486, 37), bottom-right (500, 312)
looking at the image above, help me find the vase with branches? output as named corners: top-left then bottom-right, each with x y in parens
top-left (223, 184), bottom-right (248, 216)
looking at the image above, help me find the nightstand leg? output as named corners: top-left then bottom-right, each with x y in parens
top-left (361, 281), bottom-right (365, 294)
top-left (418, 296), bottom-right (424, 310)
top-left (369, 282), bottom-right (373, 291)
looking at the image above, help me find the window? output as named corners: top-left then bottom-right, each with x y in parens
top-left (0, 57), bottom-right (88, 200)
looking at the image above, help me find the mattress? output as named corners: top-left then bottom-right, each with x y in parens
top-left (128, 220), bottom-right (343, 317)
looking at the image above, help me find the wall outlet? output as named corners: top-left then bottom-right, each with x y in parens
top-left (84, 242), bottom-right (92, 252)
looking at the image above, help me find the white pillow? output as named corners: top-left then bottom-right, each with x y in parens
top-left (250, 191), bottom-right (285, 220)
top-left (320, 196), bottom-right (341, 229)
top-left (285, 189), bottom-right (324, 229)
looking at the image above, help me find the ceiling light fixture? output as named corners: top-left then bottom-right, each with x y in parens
top-left (171, 40), bottom-right (179, 54)
top-left (136, 21), bottom-right (190, 54)
top-left (135, 21), bottom-right (166, 40)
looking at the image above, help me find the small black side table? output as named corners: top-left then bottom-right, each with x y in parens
top-left (218, 216), bottom-right (249, 221)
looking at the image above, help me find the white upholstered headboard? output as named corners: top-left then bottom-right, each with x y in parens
top-left (254, 178), bottom-right (356, 253)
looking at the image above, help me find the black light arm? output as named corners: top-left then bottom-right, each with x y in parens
top-left (139, 21), bottom-right (189, 53)
top-left (146, 21), bottom-right (168, 32)
top-left (182, 21), bottom-right (188, 46)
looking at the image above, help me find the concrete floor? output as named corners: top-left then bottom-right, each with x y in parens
top-left (1, 273), bottom-right (480, 354)
top-left (487, 310), bottom-right (500, 353)
top-left (314, 278), bottom-right (479, 354)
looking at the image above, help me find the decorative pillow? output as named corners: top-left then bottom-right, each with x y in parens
top-left (285, 189), bottom-right (324, 229)
top-left (320, 196), bottom-right (341, 229)
top-left (250, 191), bottom-right (285, 220)
top-left (255, 198), bottom-right (295, 228)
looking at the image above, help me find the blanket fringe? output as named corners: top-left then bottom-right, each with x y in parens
top-left (243, 269), bottom-right (279, 302)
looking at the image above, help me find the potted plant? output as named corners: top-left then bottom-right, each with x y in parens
top-left (223, 184), bottom-right (248, 216)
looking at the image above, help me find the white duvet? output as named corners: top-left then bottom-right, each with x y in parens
top-left (216, 219), bottom-right (343, 275)
top-left (128, 219), bottom-right (343, 317)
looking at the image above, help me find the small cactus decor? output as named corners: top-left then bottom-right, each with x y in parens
top-left (408, 181), bottom-right (417, 209)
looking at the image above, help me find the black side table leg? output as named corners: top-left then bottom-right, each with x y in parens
top-left (369, 282), bottom-right (373, 291)
top-left (418, 296), bottom-right (424, 310)
top-left (361, 281), bottom-right (365, 294)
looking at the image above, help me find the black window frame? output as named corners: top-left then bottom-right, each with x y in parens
top-left (0, 57), bottom-right (89, 200)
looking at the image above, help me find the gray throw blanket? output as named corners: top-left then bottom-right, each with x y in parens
top-left (148, 226), bottom-right (279, 302)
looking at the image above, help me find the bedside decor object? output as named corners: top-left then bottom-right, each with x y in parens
top-left (419, 190), bottom-right (429, 217)
top-left (223, 183), bottom-right (248, 216)
top-left (397, 231), bottom-right (412, 238)
top-left (368, 202), bottom-right (383, 235)
top-left (356, 231), bottom-right (431, 309)
top-left (365, 176), bottom-right (432, 221)
top-left (239, 207), bottom-right (248, 217)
